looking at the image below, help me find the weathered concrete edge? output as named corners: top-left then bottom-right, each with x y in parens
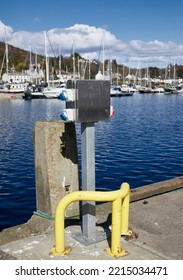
top-left (96, 176), bottom-right (183, 221)
top-left (0, 176), bottom-right (183, 247)
top-left (0, 215), bottom-right (53, 246)
top-left (130, 176), bottom-right (183, 202)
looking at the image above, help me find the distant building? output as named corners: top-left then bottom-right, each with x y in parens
top-left (2, 72), bottom-right (31, 83)
top-left (95, 71), bottom-right (104, 80)
top-left (2, 68), bottom-right (44, 84)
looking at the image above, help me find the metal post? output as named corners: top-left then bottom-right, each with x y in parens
top-left (69, 79), bottom-right (111, 244)
top-left (81, 122), bottom-right (96, 240)
top-left (73, 121), bottom-right (110, 244)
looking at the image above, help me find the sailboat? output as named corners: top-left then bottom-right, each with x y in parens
top-left (24, 31), bottom-right (64, 100)
top-left (0, 32), bottom-right (28, 95)
top-left (0, 83), bottom-right (27, 94)
top-left (42, 31), bottom-right (66, 98)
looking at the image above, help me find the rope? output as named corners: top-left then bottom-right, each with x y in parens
top-left (33, 210), bottom-right (54, 220)
top-left (33, 210), bottom-right (80, 221)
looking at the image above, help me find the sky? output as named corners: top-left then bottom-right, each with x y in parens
top-left (0, 0), bottom-right (183, 67)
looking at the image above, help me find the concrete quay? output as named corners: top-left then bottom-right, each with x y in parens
top-left (0, 177), bottom-right (183, 260)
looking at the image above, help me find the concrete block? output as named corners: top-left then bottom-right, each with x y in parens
top-left (34, 121), bottom-right (79, 218)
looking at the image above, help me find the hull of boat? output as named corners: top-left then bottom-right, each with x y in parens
top-left (43, 93), bottom-right (59, 99)
top-left (24, 92), bottom-right (46, 100)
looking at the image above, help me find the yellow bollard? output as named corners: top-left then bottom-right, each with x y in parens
top-left (104, 197), bottom-right (128, 258)
top-left (50, 183), bottom-right (130, 258)
top-left (121, 184), bottom-right (132, 236)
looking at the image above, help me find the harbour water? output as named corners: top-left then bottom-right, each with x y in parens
top-left (1, 93), bottom-right (183, 231)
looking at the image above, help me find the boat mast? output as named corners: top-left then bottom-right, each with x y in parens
top-left (122, 64), bottom-right (124, 84)
top-left (45, 31), bottom-right (50, 87)
top-left (59, 47), bottom-right (61, 79)
top-left (78, 57), bottom-right (80, 78)
top-left (173, 58), bottom-right (176, 85)
top-left (88, 58), bottom-right (91, 80)
top-left (5, 42), bottom-right (9, 77)
top-left (72, 40), bottom-right (76, 79)
top-left (29, 45), bottom-right (32, 83)
top-left (165, 61), bottom-right (167, 87)
top-left (102, 33), bottom-right (105, 76)
top-left (117, 66), bottom-right (119, 86)
top-left (59, 35), bottom-right (62, 80)
top-left (4, 28), bottom-right (9, 78)
top-left (35, 49), bottom-right (38, 84)
top-left (0, 50), bottom-right (6, 80)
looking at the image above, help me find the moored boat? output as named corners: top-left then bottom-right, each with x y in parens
top-left (174, 85), bottom-right (183, 94)
top-left (42, 84), bottom-right (66, 99)
top-left (138, 86), bottom-right (152, 93)
top-left (0, 83), bottom-right (28, 93)
top-left (110, 86), bottom-right (122, 96)
top-left (23, 84), bottom-right (45, 100)
top-left (164, 86), bottom-right (176, 94)
top-left (151, 86), bottom-right (165, 93)
top-left (121, 84), bottom-right (137, 93)
top-left (110, 86), bottom-right (134, 97)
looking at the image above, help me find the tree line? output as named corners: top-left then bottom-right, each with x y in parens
top-left (1, 41), bottom-right (183, 82)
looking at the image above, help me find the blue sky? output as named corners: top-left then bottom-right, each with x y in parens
top-left (0, 0), bottom-right (183, 66)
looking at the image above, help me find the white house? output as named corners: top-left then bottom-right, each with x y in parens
top-left (2, 72), bottom-right (31, 83)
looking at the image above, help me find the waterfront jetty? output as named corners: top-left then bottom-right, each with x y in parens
top-left (0, 179), bottom-right (183, 260)
top-left (0, 120), bottom-right (183, 260)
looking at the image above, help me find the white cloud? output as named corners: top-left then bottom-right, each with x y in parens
top-left (1, 21), bottom-right (183, 66)
top-left (0, 21), bottom-right (13, 41)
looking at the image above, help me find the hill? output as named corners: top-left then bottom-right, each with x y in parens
top-left (1, 41), bottom-right (183, 83)
top-left (0, 41), bottom-right (44, 73)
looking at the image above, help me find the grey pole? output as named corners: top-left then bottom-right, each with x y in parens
top-left (81, 122), bottom-right (96, 240)
top-left (68, 79), bottom-right (111, 244)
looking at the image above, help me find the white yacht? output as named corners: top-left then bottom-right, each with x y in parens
top-left (42, 84), bottom-right (66, 99)
top-left (0, 83), bottom-right (28, 93)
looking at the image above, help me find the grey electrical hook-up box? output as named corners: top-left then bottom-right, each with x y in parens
top-left (66, 79), bottom-right (111, 123)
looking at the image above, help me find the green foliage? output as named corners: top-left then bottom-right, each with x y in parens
top-left (16, 62), bottom-right (28, 72)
